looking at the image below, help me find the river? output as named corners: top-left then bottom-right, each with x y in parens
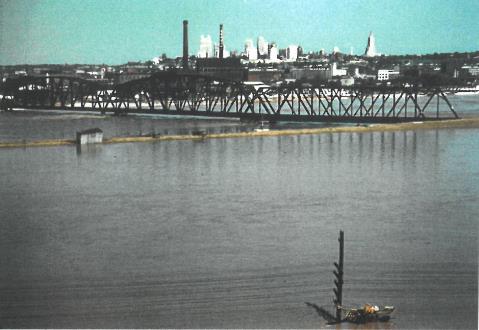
top-left (0, 95), bottom-right (478, 329)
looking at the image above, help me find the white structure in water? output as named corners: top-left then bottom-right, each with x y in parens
top-left (198, 35), bottom-right (214, 58)
top-left (364, 32), bottom-right (377, 57)
top-left (76, 128), bottom-right (103, 145)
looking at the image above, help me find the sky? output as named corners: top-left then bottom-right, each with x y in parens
top-left (0, 0), bottom-right (478, 65)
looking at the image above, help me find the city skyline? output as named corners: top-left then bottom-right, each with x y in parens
top-left (0, 0), bottom-right (478, 65)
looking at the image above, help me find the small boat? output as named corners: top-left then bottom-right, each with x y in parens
top-left (254, 120), bottom-right (270, 132)
top-left (305, 302), bottom-right (395, 325)
top-left (342, 304), bottom-right (395, 323)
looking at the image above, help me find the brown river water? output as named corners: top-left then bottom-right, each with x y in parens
top-left (0, 97), bottom-right (478, 329)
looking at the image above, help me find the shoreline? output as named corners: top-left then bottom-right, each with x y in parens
top-left (1, 117), bottom-right (478, 149)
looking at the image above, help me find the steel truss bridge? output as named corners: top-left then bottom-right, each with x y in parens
top-left (0, 72), bottom-right (459, 123)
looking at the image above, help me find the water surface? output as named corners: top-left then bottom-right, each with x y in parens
top-left (0, 125), bottom-right (477, 328)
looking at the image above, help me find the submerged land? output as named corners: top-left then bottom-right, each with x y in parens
top-left (1, 117), bottom-right (478, 149)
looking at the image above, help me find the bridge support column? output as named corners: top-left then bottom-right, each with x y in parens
top-left (333, 230), bottom-right (344, 322)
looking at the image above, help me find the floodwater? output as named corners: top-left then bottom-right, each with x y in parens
top-left (0, 97), bottom-right (478, 329)
top-left (0, 93), bottom-right (478, 143)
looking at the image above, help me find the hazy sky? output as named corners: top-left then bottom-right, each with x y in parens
top-left (0, 0), bottom-right (478, 65)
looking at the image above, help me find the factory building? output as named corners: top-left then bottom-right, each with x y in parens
top-left (287, 67), bottom-right (332, 81)
top-left (197, 24), bottom-right (230, 59)
top-left (196, 58), bottom-right (247, 81)
top-left (182, 20), bottom-right (189, 69)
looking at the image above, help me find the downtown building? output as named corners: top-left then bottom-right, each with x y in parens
top-left (257, 36), bottom-right (269, 58)
top-left (244, 39), bottom-right (258, 60)
top-left (198, 35), bottom-right (214, 58)
top-left (268, 43), bottom-right (279, 62)
top-left (286, 45), bottom-right (298, 61)
top-left (364, 32), bottom-right (378, 57)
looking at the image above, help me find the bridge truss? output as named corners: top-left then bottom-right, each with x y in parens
top-left (0, 72), bottom-right (459, 123)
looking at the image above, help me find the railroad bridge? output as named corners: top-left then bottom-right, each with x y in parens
top-left (0, 72), bottom-right (459, 123)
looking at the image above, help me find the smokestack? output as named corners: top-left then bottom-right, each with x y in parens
top-left (183, 20), bottom-right (188, 69)
top-left (219, 24), bottom-right (224, 59)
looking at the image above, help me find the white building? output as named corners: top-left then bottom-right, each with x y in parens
top-left (286, 45), bottom-right (298, 61)
top-left (377, 69), bottom-right (400, 81)
top-left (76, 128), bottom-right (103, 145)
top-left (332, 62), bottom-right (347, 76)
top-left (333, 46), bottom-right (341, 54)
top-left (269, 44), bottom-right (279, 62)
top-left (364, 32), bottom-right (377, 57)
top-left (257, 36), bottom-right (268, 57)
top-left (462, 65), bottom-right (479, 76)
top-left (340, 76), bottom-right (355, 86)
top-left (198, 35), bottom-right (214, 58)
top-left (245, 39), bottom-right (258, 60)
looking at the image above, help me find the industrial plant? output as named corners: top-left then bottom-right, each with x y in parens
top-left (1, 20), bottom-right (479, 89)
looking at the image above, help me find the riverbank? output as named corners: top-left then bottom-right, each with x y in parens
top-left (1, 117), bottom-right (478, 149)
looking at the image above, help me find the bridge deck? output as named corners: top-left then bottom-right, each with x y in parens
top-left (1, 73), bottom-right (460, 123)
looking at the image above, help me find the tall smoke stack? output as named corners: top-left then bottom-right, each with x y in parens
top-left (183, 20), bottom-right (189, 69)
top-left (219, 24), bottom-right (224, 59)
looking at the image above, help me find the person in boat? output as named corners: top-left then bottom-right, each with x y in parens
top-left (363, 304), bottom-right (379, 315)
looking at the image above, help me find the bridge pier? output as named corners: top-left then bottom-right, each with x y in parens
top-left (333, 230), bottom-right (344, 322)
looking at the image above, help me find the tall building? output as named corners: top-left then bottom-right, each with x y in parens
top-left (364, 32), bottom-right (377, 57)
top-left (245, 39), bottom-right (258, 60)
top-left (269, 43), bottom-right (279, 61)
top-left (198, 35), bottom-right (213, 58)
top-left (286, 45), bottom-right (298, 61)
top-left (297, 45), bottom-right (303, 57)
top-left (257, 36), bottom-right (268, 57)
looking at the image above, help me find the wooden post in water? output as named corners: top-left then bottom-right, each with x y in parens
top-left (333, 230), bottom-right (344, 322)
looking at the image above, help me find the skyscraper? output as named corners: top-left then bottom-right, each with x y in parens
top-left (297, 45), bottom-right (303, 57)
top-left (364, 32), bottom-right (377, 57)
top-left (257, 36), bottom-right (268, 57)
top-left (286, 45), bottom-right (298, 61)
top-left (198, 35), bottom-right (213, 58)
top-left (269, 43), bottom-right (279, 62)
top-left (245, 39), bottom-right (257, 60)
